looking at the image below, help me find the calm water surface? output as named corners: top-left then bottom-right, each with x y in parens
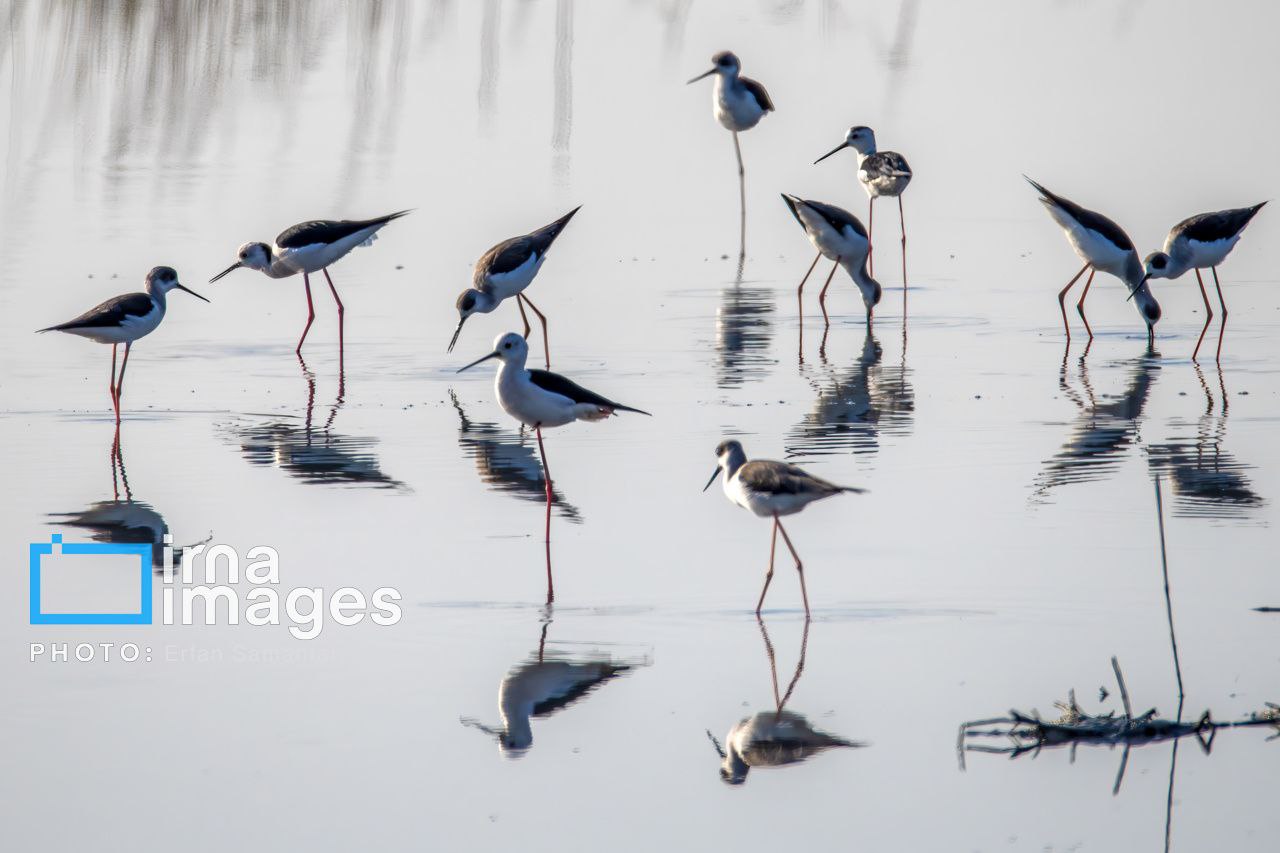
top-left (2, 2), bottom-right (1278, 850)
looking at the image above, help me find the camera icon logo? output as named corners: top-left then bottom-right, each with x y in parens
top-left (29, 534), bottom-right (153, 625)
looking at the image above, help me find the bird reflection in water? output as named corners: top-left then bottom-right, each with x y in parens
top-left (48, 433), bottom-right (201, 570)
top-left (225, 358), bottom-right (405, 489)
top-left (450, 391), bottom-right (583, 523)
top-left (460, 606), bottom-right (647, 756)
top-left (715, 282), bottom-right (775, 389)
top-left (708, 618), bottom-right (862, 784)
top-left (1146, 364), bottom-right (1263, 520)
top-left (788, 325), bottom-right (913, 460)
top-left (1033, 346), bottom-right (1160, 499)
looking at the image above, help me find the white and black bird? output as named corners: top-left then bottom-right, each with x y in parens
top-left (715, 710), bottom-right (863, 785)
top-left (210, 210), bottom-right (410, 357)
top-left (704, 439), bottom-right (865, 616)
top-left (38, 266), bottom-right (208, 424)
top-left (449, 206), bottom-right (581, 369)
top-left (458, 333), bottom-right (649, 584)
top-left (1142, 202), bottom-right (1266, 361)
top-left (781, 193), bottom-right (882, 328)
top-left (814, 126), bottom-right (912, 287)
top-left (1025, 177), bottom-right (1161, 345)
top-left (688, 51), bottom-right (774, 251)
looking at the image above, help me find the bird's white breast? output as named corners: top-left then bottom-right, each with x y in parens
top-left (68, 301), bottom-right (164, 344)
top-left (485, 253), bottom-right (544, 301)
top-left (796, 207), bottom-right (867, 262)
top-left (495, 367), bottom-right (577, 428)
top-left (1047, 207), bottom-right (1130, 277)
top-left (1179, 234), bottom-right (1238, 269)
top-left (277, 223), bottom-right (385, 275)
top-left (713, 78), bottom-right (765, 132)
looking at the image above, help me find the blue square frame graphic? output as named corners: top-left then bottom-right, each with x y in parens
top-left (29, 534), bottom-right (153, 625)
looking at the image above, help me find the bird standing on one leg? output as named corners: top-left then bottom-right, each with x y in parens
top-left (448, 206), bottom-right (581, 369)
top-left (688, 51), bottom-right (774, 261)
top-left (38, 267), bottom-right (208, 425)
top-left (210, 209), bottom-right (410, 364)
top-left (814, 126), bottom-right (912, 304)
top-left (457, 333), bottom-right (650, 601)
top-left (1142, 202), bottom-right (1266, 362)
top-left (1025, 177), bottom-right (1160, 347)
top-left (703, 439), bottom-right (865, 617)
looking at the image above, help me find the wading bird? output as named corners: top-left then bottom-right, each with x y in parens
top-left (38, 267), bottom-right (208, 424)
top-left (1025, 177), bottom-right (1160, 346)
top-left (1142, 202), bottom-right (1266, 361)
top-left (688, 51), bottom-right (774, 256)
top-left (781, 194), bottom-right (881, 343)
top-left (448, 206), bottom-right (581, 369)
top-left (814, 125), bottom-right (912, 295)
top-left (457, 333), bottom-right (649, 600)
top-left (210, 210), bottom-right (410, 359)
top-left (704, 439), bottom-right (864, 616)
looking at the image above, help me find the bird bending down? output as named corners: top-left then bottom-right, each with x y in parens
top-left (704, 439), bottom-right (865, 616)
top-left (458, 333), bottom-right (650, 598)
top-left (38, 267), bottom-right (208, 425)
top-left (814, 126), bottom-right (912, 293)
top-left (1024, 177), bottom-right (1160, 346)
top-left (1142, 202), bottom-right (1266, 361)
top-left (449, 206), bottom-right (581, 369)
top-left (781, 194), bottom-right (882, 345)
top-left (209, 209), bottom-right (410, 359)
top-left (688, 51), bottom-right (775, 256)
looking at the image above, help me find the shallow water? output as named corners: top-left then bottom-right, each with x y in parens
top-left (2, 2), bottom-right (1278, 850)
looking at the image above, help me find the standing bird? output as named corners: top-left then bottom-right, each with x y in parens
top-left (1142, 202), bottom-right (1266, 361)
top-left (1025, 177), bottom-right (1160, 346)
top-left (814, 126), bottom-right (912, 293)
top-left (703, 439), bottom-right (864, 616)
top-left (457, 333), bottom-right (649, 600)
top-left (781, 194), bottom-right (881, 342)
top-left (448, 206), bottom-right (581, 369)
top-left (209, 209), bottom-right (410, 360)
top-left (687, 51), bottom-right (774, 257)
top-left (38, 267), bottom-right (208, 425)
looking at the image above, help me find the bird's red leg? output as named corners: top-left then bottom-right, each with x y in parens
top-left (797, 251), bottom-right (820, 359)
top-left (1212, 266), bottom-right (1228, 362)
top-left (1191, 268), bottom-right (1213, 362)
top-left (520, 293), bottom-right (551, 370)
top-left (775, 517), bottom-right (810, 618)
top-left (818, 257), bottom-right (841, 327)
top-left (867, 198), bottom-right (875, 277)
top-left (516, 294), bottom-right (532, 339)
top-left (1057, 264), bottom-right (1089, 341)
top-left (755, 518), bottom-right (779, 616)
top-left (114, 342), bottom-right (132, 425)
top-left (1075, 270), bottom-right (1095, 340)
top-left (297, 273), bottom-right (316, 354)
top-left (898, 194), bottom-right (908, 315)
top-left (323, 269), bottom-right (345, 370)
top-left (535, 424), bottom-right (555, 604)
top-left (109, 343), bottom-right (119, 416)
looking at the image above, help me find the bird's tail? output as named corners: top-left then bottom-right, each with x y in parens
top-left (1022, 175), bottom-right (1061, 208)
top-left (839, 485), bottom-right (868, 494)
top-left (780, 192), bottom-right (805, 226)
top-left (535, 205), bottom-right (583, 250)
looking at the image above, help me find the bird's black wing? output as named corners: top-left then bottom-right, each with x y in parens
top-left (741, 76), bottom-right (775, 112)
top-left (474, 206), bottom-right (582, 286)
top-left (781, 195), bottom-right (867, 240)
top-left (738, 459), bottom-right (859, 496)
top-left (864, 151), bottom-right (912, 179)
top-left (1025, 177), bottom-right (1134, 252)
top-left (40, 292), bottom-right (154, 331)
top-left (1176, 202), bottom-right (1267, 244)
top-left (528, 369), bottom-right (650, 415)
top-left (530, 665), bottom-right (631, 717)
top-left (275, 210), bottom-right (411, 249)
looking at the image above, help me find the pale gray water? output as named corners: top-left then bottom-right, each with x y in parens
top-left (2, 2), bottom-right (1278, 850)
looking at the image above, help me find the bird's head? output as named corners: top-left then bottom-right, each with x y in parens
top-left (1142, 251), bottom-right (1173, 282)
top-left (688, 50), bottom-right (740, 83)
top-left (457, 332), bottom-right (528, 373)
top-left (814, 125), bottom-right (875, 164)
top-left (210, 242), bottom-right (271, 282)
top-left (447, 290), bottom-right (496, 353)
top-left (704, 439), bottom-right (747, 491)
top-left (145, 266), bottom-right (208, 302)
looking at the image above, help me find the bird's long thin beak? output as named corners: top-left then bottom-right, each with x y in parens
top-left (209, 261), bottom-right (242, 283)
top-left (447, 319), bottom-right (466, 353)
top-left (457, 351), bottom-right (499, 373)
top-left (702, 466), bottom-right (721, 492)
top-left (813, 142), bottom-right (849, 165)
top-left (1126, 274), bottom-right (1150, 301)
top-left (176, 283), bottom-right (210, 303)
top-left (687, 69), bottom-right (715, 84)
